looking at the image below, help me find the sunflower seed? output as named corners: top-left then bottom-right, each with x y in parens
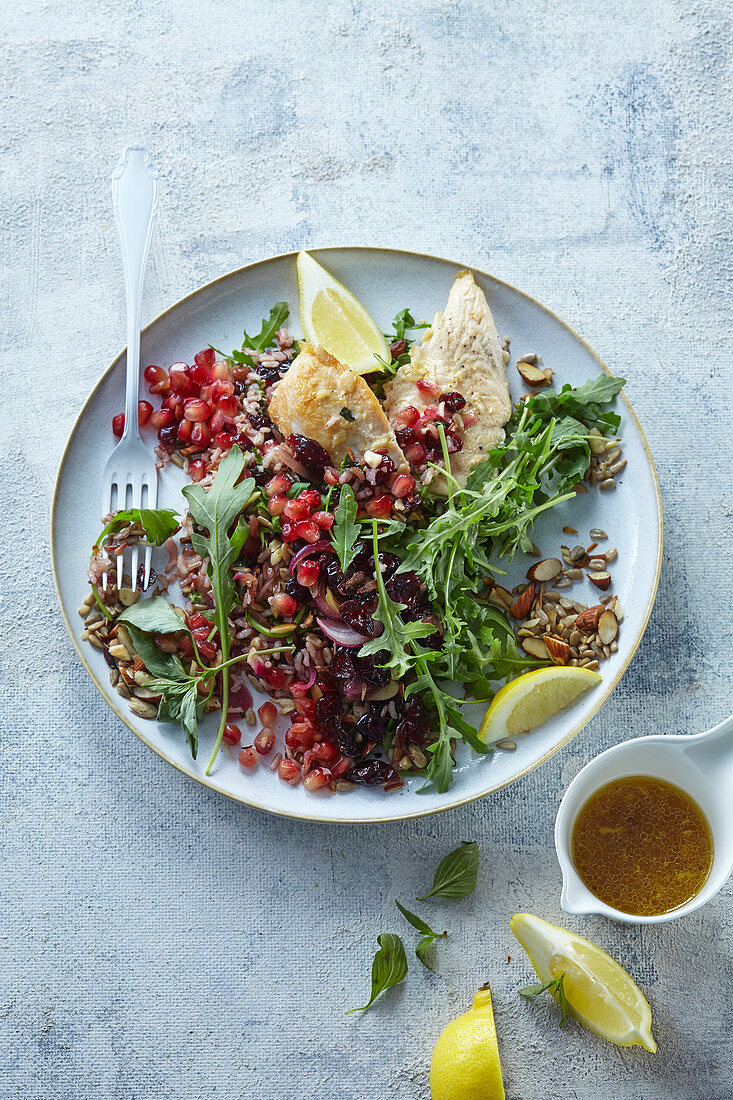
top-left (599, 477), bottom-right (616, 491)
top-left (589, 528), bottom-right (607, 539)
top-left (496, 739), bottom-right (517, 751)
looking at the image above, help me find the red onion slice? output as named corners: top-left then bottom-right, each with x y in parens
top-left (288, 540), bottom-right (332, 575)
top-left (316, 616), bottom-right (365, 648)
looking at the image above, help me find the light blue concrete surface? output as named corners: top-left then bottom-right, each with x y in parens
top-left (1, 2), bottom-right (732, 1097)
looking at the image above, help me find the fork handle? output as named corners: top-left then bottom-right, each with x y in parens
top-left (112, 144), bottom-right (159, 439)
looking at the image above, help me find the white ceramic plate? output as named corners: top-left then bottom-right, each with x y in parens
top-left (52, 248), bottom-right (662, 823)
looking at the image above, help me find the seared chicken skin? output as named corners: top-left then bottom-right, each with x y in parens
top-left (384, 271), bottom-right (511, 488)
top-left (269, 343), bottom-right (408, 471)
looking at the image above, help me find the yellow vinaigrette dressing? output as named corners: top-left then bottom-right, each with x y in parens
top-left (571, 776), bottom-right (713, 916)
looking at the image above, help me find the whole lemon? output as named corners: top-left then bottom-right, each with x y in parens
top-left (430, 982), bottom-right (505, 1100)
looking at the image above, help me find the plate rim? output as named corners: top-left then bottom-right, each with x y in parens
top-left (51, 245), bottom-right (663, 823)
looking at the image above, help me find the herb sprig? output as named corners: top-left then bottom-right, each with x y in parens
top-left (417, 842), bottom-right (479, 900)
top-left (395, 902), bottom-right (447, 970)
top-left (182, 446), bottom-right (256, 773)
top-left (96, 507), bottom-right (180, 548)
top-left (331, 484), bottom-right (361, 573)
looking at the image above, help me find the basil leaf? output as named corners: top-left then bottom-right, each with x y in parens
top-left (346, 933), bottom-right (408, 1014)
top-left (395, 901), bottom-right (447, 971)
top-left (332, 484), bottom-right (361, 573)
top-left (124, 624), bottom-right (204, 758)
top-left (519, 974), bottom-right (569, 1027)
top-left (243, 302), bottom-right (289, 351)
top-left (97, 507), bottom-right (179, 547)
top-left (125, 624), bottom-right (189, 681)
top-left (118, 595), bottom-right (189, 637)
top-left (417, 841), bottom-right (479, 900)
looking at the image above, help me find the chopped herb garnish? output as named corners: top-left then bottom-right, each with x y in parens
top-left (519, 974), bottom-right (570, 1027)
top-left (340, 406), bottom-right (356, 422)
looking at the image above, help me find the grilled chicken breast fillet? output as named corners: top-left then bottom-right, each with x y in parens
top-left (269, 343), bottom-right (408, 471)
top-left (384, 270), bottom-right (511, 488)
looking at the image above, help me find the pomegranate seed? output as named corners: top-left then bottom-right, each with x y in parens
top-left (184, 398), bottom-right (212, 422)
top-left (404, 441), bottom-right (427, 465)
top-left (281, 520), bottom-right (299, 543)
top-left (150, 408), bottom-right (175, 430)
top-left (295, 519), bottom-right (320, 543)
top-left (163, 394), bottom-right (180, 413)
top-left (187, 612), bottom-right (209, 629)
top-left (263, 665), bottom-right (286, 689)
top-left (169, 363), bottom-right (195, 394)
top-left (286, 723), bottom-right (315, 750)
top-left (416, 378), bottom-right (441, 398)
top-left (439, 391), bottom-right (466, 413)
top-left (112, 413), bottom-right (125, 437)
top-left (258, 701), bottom-right (278, 726)
top-left (137, 400), bottom-right (153, 427)
top-left (395, 404), bottom-right (421, 427)
top-left (312, 511), bottom-right (334, 530)
top-left (330, 756), bottom-right (353, 779)
top-left (395, 426), bottom-right (415, 447)
top-left (269, 592), bottom-right (298, 617)
top-left (254, 728), bottom-right (276, 755)
top-left (189, 459), bottom-right (207, 481)
top-left (278, 758), bottom-right (300, 783)
top-left (265, 473), bottom-right (293, 497)
top-left (267, 493), bottom-right (288, 517)
top-left (194, 347), bottom-right (215, 369)
top-left (209, 408), bottom-right (228, 434)
top-left (144, 364), bottom-right (168, 386)
top-left (294, 697), bottom-right (317, 720)
top-left (313, 740), bottom-right (338, 765)
top-left (302, 767), bottom-right (332, 792)
top-left (158, 424), bottom-right (178, 446)
top-left (192, 627), bottom-right (217, 661)
top-left (214, 431), bottom-right (234, 449)
top-left (390, 473), bottom-right (416, 498)
top-left (211, 360), bottom-right (230, 381)
top-left (296, 559), bottom-right (320, 587)
top-left (216, 394), bottom-right (238, 418)
top-left (191, 422), bottom-right (211, 447)
top-left (420, 404), bottom-right (440, 422)
top-left (366, 494), bottom-right (392, 518)
top-left (299, 489), bottom-right (322, 509)
top-left (189, 361), bottom-right (210, 386)
top-left (176, 419), bottom-right (194, 442)
top-left (223, 723), bottom-right (241, 746)
top-left (283, 498), bottom-right (311, 521)
top-left (238, 746), bottom-right (258, 768)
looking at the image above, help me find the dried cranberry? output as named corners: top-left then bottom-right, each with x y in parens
top-left (315, 667), bottom-right (337, 692)
top-left (315, 692), bottom-right (341, 724)
top-left (157, 424), bottom-right (178, 447)
top-left (287, 433), bottom-right (332, 472)
top-left (396, 695), bottom-right (431, 745)
top-left (356, 710), bottom-right (387, 743)
top-left (395, 426), bottom-right (416, 447)
top-left (346, 759), bottom-right (399, 787)
top-left (330, 650), bottom-right (356, 680)
top-left (373, 456), bottom-right (395, 485)
top-left (341, 597), bottom-right (380, 637)
top-left (284, 576), bottom-right (309, 603)
top-left (377, 552), bottom-right (400, 580)
top-left (233, 381), bottom-right (245, 396)
top-left (355, 652), bottom-right (390, 687)
top-left (439, 391), bottom-right (466, 413)
top-left (386, 570), bottom-right (422, 607)
top-left (389, 339), bottom-right (407, 358)
top-left (444, 427), bottom-right (464, 454)
top-left (257, 364), bottom-right (282, 383)
top-left (334, 716), bottom-right (359, 757)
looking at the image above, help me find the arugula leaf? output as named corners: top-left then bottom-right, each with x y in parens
top-left (519, 974), bottom-right (569, 1027)
top-left (395, 901), bottom-right (447, 970)
top-left (182, 445), bottom-right (256, 773)
top-left (243, 302), bottom-right (289, 351)
top-left (118, 595), bottom-right (189, 637)
top-left (418, 842), bottom-right (479, 900)
top-left (331, 484), bottom-right (361, 573)
top-left (97, 507), bottom-right (179, 547)
top-left (391, 307), bottom-right (430, 342)
top-left (124, 624), bottom-right (206, 757)
top-left (346, 933), bottom-right (408, 1014)
top-left (359, 521), bottom-right (436, 678)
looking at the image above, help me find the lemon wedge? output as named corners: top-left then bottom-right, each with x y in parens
top-left (430, 982), bottom-right (505, 1100)
top-left (479, 665), bottom-right (601, 743)
top-left (297, 251), bottom-right (389, 374)
top-left (511, 913), bottom-right (656, 1052)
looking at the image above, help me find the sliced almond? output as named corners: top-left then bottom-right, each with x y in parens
top-left (588, 570), bottom-right (611, 591)
top-left (597, 610), bottom-right (619, 644)
top-left (521, 636), bottom-right (549, 660)
top-left (509, 584), bottom-right (536, 620)
top-left (516, 361), bottom-right (550, 386)
top-left (544, 636), bottom-right (571, 665)
top-left (575, 605), bottom-right (604, 633)
top-left (588, 428), bottom-right (607, 455)
top-left (526, 557), bottom-right (563, 582)
top-left (608, 595), bottom-right (624, 622)
top-left (487, 584), bottom-right (513, 610)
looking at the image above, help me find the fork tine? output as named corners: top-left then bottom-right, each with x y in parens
top-left (143, 545), bottom-right (153, 591)
top-left (117, 546), bottom-right (124, 592)
top-left (130, 479), bottom-right (143, 591)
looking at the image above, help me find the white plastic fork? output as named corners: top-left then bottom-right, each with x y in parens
top-left (102, 144), bottom-right (160, 593)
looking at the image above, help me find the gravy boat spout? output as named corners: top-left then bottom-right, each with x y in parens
top-left (554, 712), bottom-right (733, 924)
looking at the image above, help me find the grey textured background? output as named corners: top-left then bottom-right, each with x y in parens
top-left (1, 1), bottom-right (732, 1098)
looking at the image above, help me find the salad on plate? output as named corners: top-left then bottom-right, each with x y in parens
top-left (82, 253), bottom-right (626, 797)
